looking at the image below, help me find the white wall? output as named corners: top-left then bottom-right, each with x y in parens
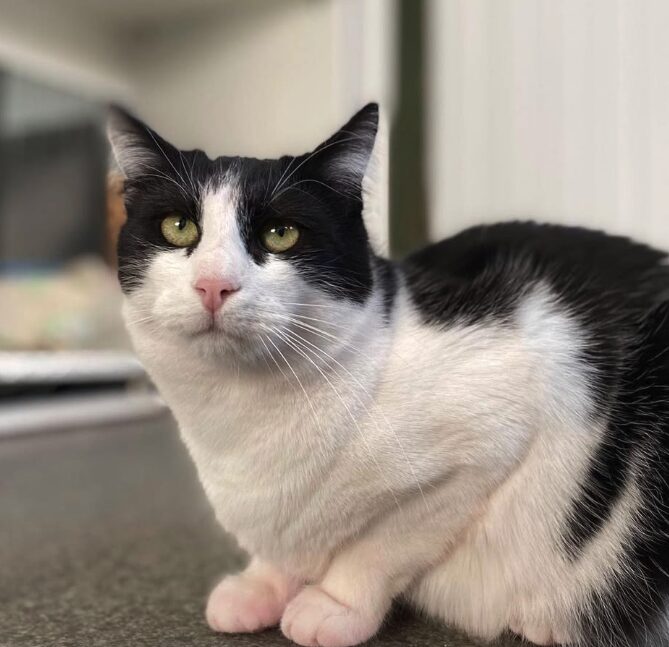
top-left (0, 0), bottom-right (130, 100)
top-left (128, 0), bottom-right (341, 156)
top-left (0, 0), bottom-right (395, 154)
top-left (426, 0), bottom-right (669, 251)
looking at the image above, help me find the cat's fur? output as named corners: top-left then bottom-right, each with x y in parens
top-left (108, 103), bottom-right (669, 647)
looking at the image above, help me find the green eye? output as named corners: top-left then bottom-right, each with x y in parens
top-left (261, 223), bottom-right (300, 253)
top-left (161, 214), bottom-right (199, 247)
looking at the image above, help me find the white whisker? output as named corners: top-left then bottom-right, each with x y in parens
top-left (270, 136), bottom-right (362, 199)
top-left (280, 326), bottom-right (429, 512)
top-left (267, 324), bottom-right (403, 513)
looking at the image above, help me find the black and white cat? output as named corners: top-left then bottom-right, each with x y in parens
top-left (108, 103), bottom-right (669, 647)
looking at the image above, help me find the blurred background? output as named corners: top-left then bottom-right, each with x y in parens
top-left (3, 0), bottom-right (669, 435)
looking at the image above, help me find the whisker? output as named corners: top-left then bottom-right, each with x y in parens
top-left (267, 325), bottom-right (403, 513)
top-left (262, 332), bottom-right (328, 449)
top-left (135, 168), bottom-right (191, 202)
top-left (178, 148), bottom-right (198, 198)
top-left (252, 308), bottom-right (353, 332)
top-left (272, 177), bottom-right (360, 205)
top-left (143, 128), bottom-right (195, 202)
top-left (282, 302), bottom-right (342, 308)
top-left (281, 326), bottom-right (430, 512)
top-left (270, 136), bottom-right (362, 199)
top-left (268, 156), bottom-right (298, 201)
top-left (125, 314), bottom-right (155, 326)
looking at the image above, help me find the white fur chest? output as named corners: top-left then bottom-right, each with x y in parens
top-left (128, 320), bottom-right (399, 575)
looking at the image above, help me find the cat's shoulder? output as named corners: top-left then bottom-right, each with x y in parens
top-left (400, 220), bottom-right (668, 326)
top-left (404, 221), bottom-right (664, 278)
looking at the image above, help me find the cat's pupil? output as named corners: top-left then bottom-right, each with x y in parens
top-left (277, 227), bottom-right (286, 237)
top-left (177, 218), bottom-right (187, 230)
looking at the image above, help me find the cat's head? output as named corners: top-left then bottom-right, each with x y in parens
top-left (107, 104), bottom-right (392, 365)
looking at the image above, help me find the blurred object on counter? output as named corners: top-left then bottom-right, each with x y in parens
top-left (0, 388), bottom-right (166, 437)
top-left (0, 75), bottom-right (106, 269)
top-left (1, 256), bottom-right (130, 351)
top-left (106, 173), bottom-right (126, 267)
top-left (0, 350), bottom-right (144, 385)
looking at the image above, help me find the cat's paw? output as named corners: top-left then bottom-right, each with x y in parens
top-left (206, 573), bottom-right (286, 633)
top-left (281, 585), bottom-right (381, 647)
top-left (509, 619), bottom-right (571, 645)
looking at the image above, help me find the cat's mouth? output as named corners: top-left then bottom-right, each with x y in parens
top-left (192, 316), bottom-right (224, 335)
top-left (190, 313), bottom-right (248, 342)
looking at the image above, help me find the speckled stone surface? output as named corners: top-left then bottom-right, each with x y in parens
top-left (0, 416), bottom-right (520, 647)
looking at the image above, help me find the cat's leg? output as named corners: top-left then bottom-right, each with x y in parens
top-left (279, 413), bottom-right (530, 647)
top-left (507, 600), bottom-right (573, 646)
top-left (280, 484), bottom-right (492, 647)
top-left (408, 550), bottom-right (574, 646)
top-left (508, 618), bottom-right (571, 646)
top-left (279, 544), bottom-right (395, 647)
top-left (207, 557), bottom-right (299, 633)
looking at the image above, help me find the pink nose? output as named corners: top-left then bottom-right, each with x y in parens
top-left (194, 278), bottom-right (238, 313)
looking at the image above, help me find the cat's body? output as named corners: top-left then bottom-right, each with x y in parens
top-left (109, 104), bottom-right (669, 647)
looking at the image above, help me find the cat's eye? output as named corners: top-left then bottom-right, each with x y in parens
top-left (161, 214), bottom-right (199, 247)
top-left (261, 223), bottom-right (300, 253)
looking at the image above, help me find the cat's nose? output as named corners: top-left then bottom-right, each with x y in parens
top-left (194, 277), bottom-right (238, 313)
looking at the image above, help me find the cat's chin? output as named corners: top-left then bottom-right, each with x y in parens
top-left (180, 320), bottom-right (241, 347)
top-left (190, 318), bottom-right (223, 336)
top-left (191, 334), bottom-right (273, 367)
top-left (161, 311), bottom-right (243, 340)
top-left (169, 318), bottom-right (269, 365)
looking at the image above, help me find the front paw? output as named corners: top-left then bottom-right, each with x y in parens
top-left (206, 573), bottom-right (286, 634)
top-left (281, 585), bottom-right (382, 647)
top-left (509, 619), bottom-right (571, 645)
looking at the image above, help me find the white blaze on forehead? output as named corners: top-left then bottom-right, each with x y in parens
top-left (192, 180), bottom-right (249, 286)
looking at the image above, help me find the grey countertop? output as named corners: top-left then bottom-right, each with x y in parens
top-left (0, 416), bottom-right (518, 647)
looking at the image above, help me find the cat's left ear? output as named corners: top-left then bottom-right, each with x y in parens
top-left (312, 103), bottom-right (389, 254)
top-left (107, 105), bottom-right (180, 180)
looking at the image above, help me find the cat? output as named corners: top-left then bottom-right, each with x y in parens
top-left (108, 102), bottom-right (669, 647)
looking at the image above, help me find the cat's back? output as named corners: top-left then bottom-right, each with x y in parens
top-left (402, 221), bottom-right (669, 327)
top-left (404, 221), bottom-right (666, 283)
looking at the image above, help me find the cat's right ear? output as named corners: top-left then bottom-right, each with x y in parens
top-left (107, 106), bottom-right (177, 180)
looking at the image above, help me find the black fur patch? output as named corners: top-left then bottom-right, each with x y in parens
top-left (577, 300), bottom-right (669, 647)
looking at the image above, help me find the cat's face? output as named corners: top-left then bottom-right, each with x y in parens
top-left (107, 104), bottom-right (380, 364)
